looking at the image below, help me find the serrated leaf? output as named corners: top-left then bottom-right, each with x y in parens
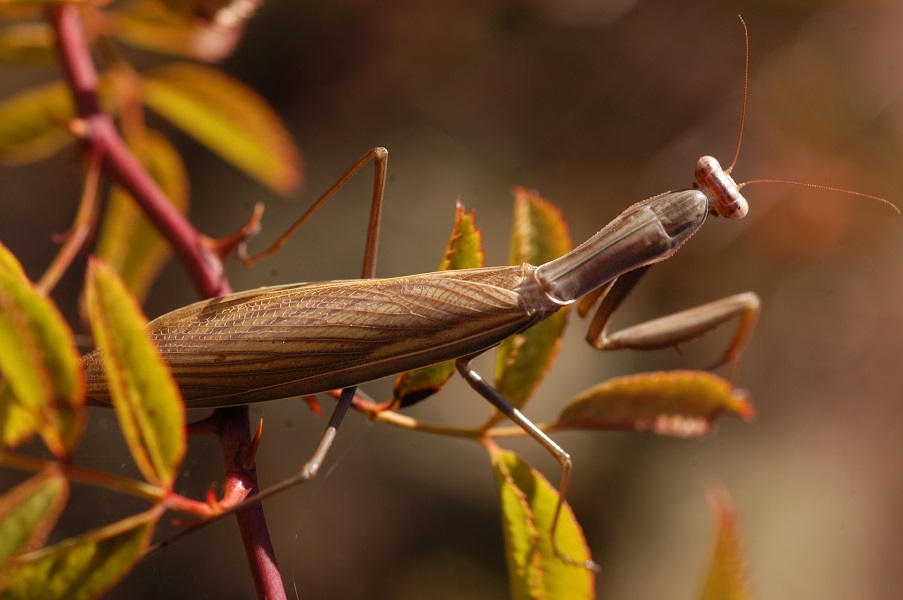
top-left (437, 201), bottom-right (483, 271)
top-left (85, 259), bottom-right (185, 487)
top-left (0, 243), bottom-right (85, 454)
top-left (507, 187), bottom-right (572, 267)
top-left (555, 370), bottom-right (755, 437)
top-left (109, 0), bottom-right (242, 62)
top-left (141, 63), bottom-right (301, 194)
top-left (493, 187), bottom-right (572, 413)
top-left (96, 129), bottom-right (188, 302)
top-left (390, 201), bottom-right (484, 409)
top-left (0, 80), bottom-right (73, 164)
top-left (698, 490), bottom-right (753, 600)
top-left (0, 22), bottom-right (55, 64)
top-left (0, 511), bottom-right (157, 600)
top-left (490, 446), bottom-right (594, 600)
top-left (0, 467), bottom-right (68, 571)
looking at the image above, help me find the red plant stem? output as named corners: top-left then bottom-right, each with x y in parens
top-left (48, 4), bottom-right (229, 299)
top-left (215, 407), bottom-right (285, 598)
top-left (48, 6), bottom-right (284, 598)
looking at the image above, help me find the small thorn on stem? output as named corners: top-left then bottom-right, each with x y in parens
top-left (206, 486), bottom-right (220, 508)
top-left (204, 202), bottom-right (265, 262)
top-left (66, 118), bottom-right (90, 139)
top-left (303, 395), bottom-right (322, 417)
top-left (242, 418), bottom-right (264, 469)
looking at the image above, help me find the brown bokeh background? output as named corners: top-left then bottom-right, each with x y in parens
top-left (2, 0), bottom-right (903, 598)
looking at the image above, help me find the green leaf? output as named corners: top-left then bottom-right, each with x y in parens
top-left (0, 243), bottom-right (85, 455)
top-left (437, 201), bottom-right (484, 271)
top-left (554, 370), bottom-right (755, 437)
top-left (0, 511), bottom-right (157, 600)
top-left (0, 467), bottom-right (68, 572)
top-left (0, 80), bottom-right (73, 164)
top-left (490, 446), bottom-right (595, 600)
top-left (698, 490), bottom-right (753, 600)
top-left (506, 187), bottom-right (572, 267)
top-left (96, 129), bottom-right (189, 302)
top-left (390, 201), bottom-right (484, 408)
top-left (141, 63), bottom-right (301, 194)
top-left (85, 258), bottom-right (185, 488)
top-left (108, 0), bottom-right (242, 62)
top-left (493, 187), bottom-right (572, 413)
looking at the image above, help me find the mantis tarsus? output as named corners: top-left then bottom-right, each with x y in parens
top-left (82, 17), bottom-right (897, 571)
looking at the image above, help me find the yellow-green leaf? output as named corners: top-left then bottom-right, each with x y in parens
top-left (0, 22), bottom-right (55, 64)
top-left (0, 511), bottom-right (157, 600)
top-left (391, 201), bottom-right (483, 408)
top-left (490, 446), bottom-right (595, 600)
top-left (437, 201), bottom-right (484, 271)
top-left (0, 394), bottom-right (36, 449)
top-left (0, 467), bottom-right (68, 571)
top-left (698, 490), bottom-right (753, 600)
top-left (493, 187), bottom-right (571, 414)
top-left (109, 0), bottom-right (242, 62)
top-left (555, 370), bottom-right (755, 437)
top-left (0, 243), bottom-right (85, 455)
top-left (96, 129), bottom-right (189, 302)
top-left (141, 63), bottom-right (301, 194)
top-left (0, 80), bottom-right (73, 164)
top-left (506, 187), bottom-right (572, 267)
top-left (85, 259), bottom-right (185, 487)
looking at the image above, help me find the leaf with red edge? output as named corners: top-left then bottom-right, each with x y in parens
top-left (698, 489), bottom-right (753, 600)
top-left (493, 187), bottom-right (571, 414)
top-left (0, 510), bottom-right (158, 600)
top-left (489, 446), bottom-right (595, 600)
top-left (0, 242), bottom-right (85, 455)
top-left (85, 259), bottom-right (185, 488)
top-left (157, 0), bottom-right (257, 24)
top-left (141, 62), bottom-right (301, 195)
top-left (554, 370), bottom-right (754, 437)
top-left (0, 80), bottom-right (73, 165)
top-left (0, 467), bottom-right (68, 572)
top-left (96, 129), bottom-right (189, 302)
top-left (390, 201), bottom-right (483, 409)
top-left (109, 0), bottom-right (242, 62)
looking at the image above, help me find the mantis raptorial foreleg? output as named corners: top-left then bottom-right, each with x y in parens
top-left (577, 265), bottom-right (761, 381)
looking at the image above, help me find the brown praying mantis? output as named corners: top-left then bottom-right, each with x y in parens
top-left (81, 17), bottom-right (897, 570)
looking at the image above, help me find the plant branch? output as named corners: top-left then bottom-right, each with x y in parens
top-left (36, 143), bottom-right (103, 295)
top-left (48, 4), bottom-right (229, 299)
top-left (212, 406), bottom-right (286, 599)
top-left (48, 6), bottom-right (284, 598)
top-left (0, 450), bottom-right (163, 502)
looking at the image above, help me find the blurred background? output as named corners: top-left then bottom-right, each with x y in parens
top-left (2, 0), bottom-right (903, 598)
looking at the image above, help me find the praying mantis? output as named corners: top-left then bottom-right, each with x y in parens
top-left (81, 17), bottom-right (896, 571)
